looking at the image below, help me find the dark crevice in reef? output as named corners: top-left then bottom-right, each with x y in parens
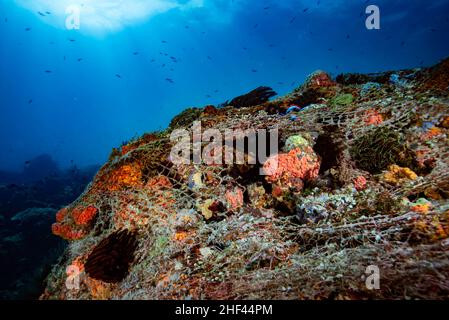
top-left (92, 204), bottom-right (112, 237)
top-left (314, 129), bottom-right (341, 174)
top-left (85, 229), bottom-right (138, 283)
top-left (227, 131), bottom-right (283, 184)
top-left (313, 126), bottom-right (353, 189)
top-left (291, 88), bottom-right (324, 108)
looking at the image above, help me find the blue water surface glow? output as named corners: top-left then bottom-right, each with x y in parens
top-left (1, 0), bottom-right (449, 171)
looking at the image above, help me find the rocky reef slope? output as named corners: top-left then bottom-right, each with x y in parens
top-left (42, 58), bottom-right (449, 300)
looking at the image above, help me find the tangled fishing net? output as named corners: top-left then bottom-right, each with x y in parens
top-left (42, 59), bottom-right (449, 300)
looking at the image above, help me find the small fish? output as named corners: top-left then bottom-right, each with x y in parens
top-left (38, 11), bottom-right (45, 16)
top-left (28, 99), bottom-right (33, 104)
top-left (115, 74), bottom-right (122, 78)
top-left (68, 38), bottom-right (76, 42)
top-left (251, 69), bottom-right (258, 73)
top-left (45, 70), bottom-right (52, 73)
top-left (25, 27), bottom-right (31, 31)
top-left (150, 59), bottom-right (155, 63)
top-left (77, 58), bottom-right (83, 62)
top-left (205, 94), bottom-right (211, 98)
top-left (45, 11), bottom-right (51, 15)
top-left (165, 78), bottom-right (174, 83)
top-left (207, 56), bottom-right (212, 60)
top-left (133, 51), bottom-right (139, 55)
top-left (4, 18), bottom-right (7, 23)
top-left (253, 24), bottom-right (258, 28)
top-left (161, 40), bottom-right (167, 43)
top-left (263, 6), bottom-right (270, 10)
top-left (303, 8), bottom-right (309, 13)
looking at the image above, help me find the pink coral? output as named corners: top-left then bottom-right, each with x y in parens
top-left (353, 176), bottom-right (367, 191)
top-left (263, 147), bottom-right (320, 191)
top-left (226, 187), bottom-right (244, 210)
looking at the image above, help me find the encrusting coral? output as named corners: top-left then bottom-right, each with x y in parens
top-left (263, 145), bottom-right (320, 192)
top-left (51, 205), bottom-right (98, 240)
top-left (42, 58), bottom-right (449, 300)
top-left (381, 165), bottom-right (418, 186)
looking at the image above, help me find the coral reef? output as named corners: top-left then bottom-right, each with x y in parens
top-left (42, 58), bottom-right (449, 300)
top-left (224, 86), bottom-right (277, 109)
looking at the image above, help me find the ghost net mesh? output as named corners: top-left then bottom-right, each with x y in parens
top-left (43, 62), bottom-right (449, 300)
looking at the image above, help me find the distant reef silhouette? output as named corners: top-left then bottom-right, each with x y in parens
top-left (0, 154), bottom-right (100, 299)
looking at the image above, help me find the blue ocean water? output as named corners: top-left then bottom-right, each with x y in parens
top-left (1, 0), bottom-right (449, 172)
